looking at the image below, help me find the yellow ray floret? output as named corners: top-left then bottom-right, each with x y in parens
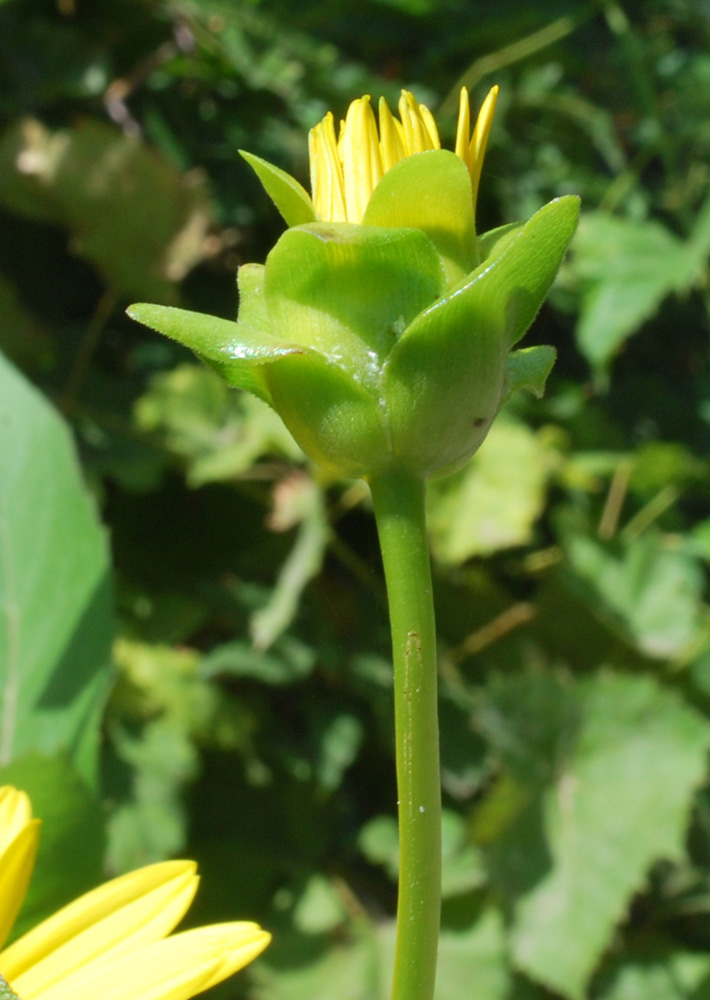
top-left (309, 84), bottom-right (499, 224)
top-left (0, 786), bottom-right (270, 1000)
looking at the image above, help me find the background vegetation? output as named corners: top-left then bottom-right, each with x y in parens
top-left (2, 0), bottom-right (710, 998)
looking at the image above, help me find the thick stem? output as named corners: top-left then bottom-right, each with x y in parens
top-left (369, 468), bottom-right (441, 1000)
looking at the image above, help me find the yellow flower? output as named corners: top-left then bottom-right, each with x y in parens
top-left (308, 85), bottom-right (498, 223)
top-left (0, 786), bottom-right (270, 1000)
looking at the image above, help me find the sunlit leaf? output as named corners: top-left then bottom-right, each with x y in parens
top-left (0, 352), bottom-right (113, 785)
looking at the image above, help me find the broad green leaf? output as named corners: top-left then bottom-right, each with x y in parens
top-left (253, 909), bottom-right (508, 1000)
top-left (484, 670), bottom-right (710, 999)
top-left (0, 118), bottom-right (213, 301)
top-left (264, 222), bottom-right (445, 387)
top-left (201, 636), bottom-right (315, 685)
top-left (571, 211), bottom-right (709, 372)
top-left (134, 364), bottom-right (302, 487)
top-left (427, 418), bottom-right (557, 561)
top-left (252, 925), bottom-right (383, 1000)
top-left (598, 945), bottom-right (710, 1000)
top-left (292, 874), bottom-right (348, 934)
top-left (0, 353), bottom-right (113, 786)
top-left (363, 150), bottom-right (476, 282)
top-left (567, 534), bottom-right (705, 659)
top-left (0, 753), bottom-right (104, 939)
top-left (127, 303), bottom-right (293, 406)
top-left (240, 150), bottom-right (316, 227)
top-left (434, 908), bottom-right (510, 1000)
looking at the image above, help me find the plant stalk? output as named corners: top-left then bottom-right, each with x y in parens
top-left (369, 467), bottom-right (441, 1000)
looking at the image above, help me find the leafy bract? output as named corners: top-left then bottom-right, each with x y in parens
top-left (383, 197), bottom-right (577, 476)
top-left (264, 221), bottom-right (445, 386)
top-left (383, 269), bottom-right (507, 477)
top-left (264, 349), bottom-right (387, 477)
top-left (460, 195), bottom-right (580, 351)
top-left (503, 345), bottom-right (557, 403)
top-left (363, 150), bottom-right (476, 282)
top-left (240, 150), bottom-right (316, 227)
top-left (126, 303), bottom-right (293, 405)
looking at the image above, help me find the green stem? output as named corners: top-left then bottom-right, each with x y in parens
top-left (369, 467), bottom-right (441, 1000)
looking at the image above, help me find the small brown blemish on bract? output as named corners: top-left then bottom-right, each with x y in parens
top-left (474, 417), bottom-right (487, 428)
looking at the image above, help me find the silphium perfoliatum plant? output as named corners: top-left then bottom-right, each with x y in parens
top-left (128, 87), bottom-right (578, 481)
top-left (128, 87), bottom-right (579, 1000)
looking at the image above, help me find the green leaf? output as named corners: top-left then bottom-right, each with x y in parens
top-left (0, 118), bottom-right (213, 301)
top-left (426, 416), bottom-right (555, 560)
top-left (0, 753), bottom-right (105, 938)
top-left (363, 150), bottom-right (476, 282)
top-left (571, 211), bottom-right (709, 372)
top-left (264, 222), bottom-right (445, 388)
top-left (240, 150), bottom-right (316, 227)
top-left (292, 874), bottom-right (348, 934)
top-left (503, 345), bottom-right (557, 403)
top-left (434, 908), bottom-right (510, 1000)
top-left (201, 636), bottom-right (315, 686)
top-left (0, 353), bottom-right (113, 786)
top-left (567, 535), bottom-right (705, 659)
top-left (134, 364), bottom-right (302, 486)
top-left (484, 670), bottom-right (710, 999)
top-left (598, 944), bottom-right (710, 1000)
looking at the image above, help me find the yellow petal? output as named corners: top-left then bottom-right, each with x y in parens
top-left (309, 112), bottom-right (346, 222)
top-left (468, 85), bottom-right (499, 210)
top-left (4, 862), bottom-right (198, 988)
top-left (454, 86), bottom-right (471, 165)
top-left (340, 96), bottom-right (383, 223)
top-left (0, 788), bottom-right (33, 855)
top-left (0, 820), bottom-right (40, 951)
top-left (378, 97), bottom-right (405, 172)
top-left (33, 924), bottom-right (271, 1000)
top-left (418, 103), bottom-right (441, 150)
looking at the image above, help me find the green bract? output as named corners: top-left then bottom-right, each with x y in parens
top-left (129, 149), bottom-right (578, 480)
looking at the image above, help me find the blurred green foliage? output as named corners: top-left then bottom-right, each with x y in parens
top-left (1, 0), bottom-right (710, 998)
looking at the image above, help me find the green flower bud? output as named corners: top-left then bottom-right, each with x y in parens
top-left (129, 88), bottom-right (578, 481)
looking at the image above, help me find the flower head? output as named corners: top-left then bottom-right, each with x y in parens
top-left (308, 86), bottom-right (498, 224)
top-left (0, 786), bottom-right (270, 1000)
top-left (129, 84), bottom-right (579, 481)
